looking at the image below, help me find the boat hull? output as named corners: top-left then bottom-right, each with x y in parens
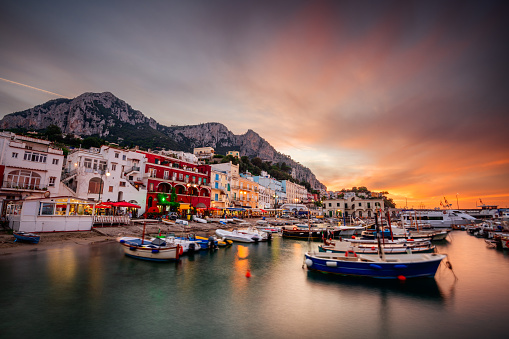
top-left (119, 241), bottom-right (180, 261)
top-left (13, 232), bottom-right (40, 244)
top-left (305, 252), bottom-right (446, 279)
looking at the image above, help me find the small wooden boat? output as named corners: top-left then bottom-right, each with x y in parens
top-left (118, 237), bottom-right (182, 261)
top-left (304, 251), bottom-right (446, 279)
top-left (318, 240), bottom-right (435, 255)
top-left (13, 231), bottom-right (40, 244)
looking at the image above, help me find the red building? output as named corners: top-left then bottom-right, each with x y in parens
top-left (137, 151), bottom-right (211, 215)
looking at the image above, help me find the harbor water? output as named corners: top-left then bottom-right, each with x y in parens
top-left (1, 231), bottom-right (508, 338)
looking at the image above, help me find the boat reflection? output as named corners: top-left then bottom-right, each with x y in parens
top-left (305, 270), bottom-right (447, 304)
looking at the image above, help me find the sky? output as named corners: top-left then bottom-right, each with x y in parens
top-left (1, 0), bottom-right (508, 209)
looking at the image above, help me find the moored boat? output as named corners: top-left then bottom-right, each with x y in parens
top-left (318, 240), bottom-right (435, 255)
top-left (215, 229), bottom-right (262, 243)
top-left (13, 231), bottom-right (40, 244)
top-left (304, 251), bottom-right (446, 279)
top-left (118, 236), bottom-right (181, 261)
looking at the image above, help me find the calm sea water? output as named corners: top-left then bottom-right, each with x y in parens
top-left (0, 231), bottom-right (508, 339)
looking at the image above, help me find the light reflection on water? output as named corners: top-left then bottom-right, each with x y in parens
top-left (0, 231), bottom-right (507, 338)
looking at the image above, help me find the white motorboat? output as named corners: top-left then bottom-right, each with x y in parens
top-left (215, 229), bottom-right (262, 243)
top-left (401, 209), bottom-right (477, 228)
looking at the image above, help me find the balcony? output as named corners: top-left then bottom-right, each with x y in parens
top-left (124, 166), bottom-right (140, 175)
top-left (2, 181), bottom-right (48, 192)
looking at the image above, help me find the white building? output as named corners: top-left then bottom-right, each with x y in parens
top-left (193, 147), bottom-right (215, 160)
top-left (257, 185), bottom-right (274, 209)
top-left (62, 145), bottom-right (147, 215)
top-left (0, 132), bottom-right (64, 216)
top-left (253, 174), bottom-right (285, 207)
top-left (323, 196), bottom-right (385, 219)
top-left (282, 180), bottom-right (308, 205)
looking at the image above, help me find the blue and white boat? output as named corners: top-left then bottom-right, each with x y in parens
top-left (304, 251), bottom-right (446, 279)
top-left (13, 231), bottom-right (40, 244)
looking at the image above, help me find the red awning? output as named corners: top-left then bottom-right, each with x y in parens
top-left (95, 204), bottom-right (111, 209)
top-left (110, 201), bottom-right (141, 208)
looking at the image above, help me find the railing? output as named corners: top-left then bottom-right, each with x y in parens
top-left (124, 166), bottom-right (140, 175)
top-left (93, 215), bottom-right (131, 225)
top-left (61, 169), bottom-right (78, 181)
top-left (2, 182), bottom-right (48, 191)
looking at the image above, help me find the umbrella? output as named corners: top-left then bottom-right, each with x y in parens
top-left (111, 201), bottom-right (141, 208)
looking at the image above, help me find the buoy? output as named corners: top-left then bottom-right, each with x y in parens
top-left (371, 246), bottom-right (375, 250)
top-left (397, 275), bottom-right (406, 281)
top-left (351, 235), bottom-right (355, 239)
top-left (246, 269), bottom-right (251, 278)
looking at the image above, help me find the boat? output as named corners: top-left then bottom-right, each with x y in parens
top-left (236, 227), bottom-right (271, 241)
top-left (304, 251), bottom-right (446, 279)
top-left (282, 226), bottom-right (340, 241)
top-left (215, 229), bottom-right (262, 243)
top-left (318, 240), bottom-right (436, 255)
top-left (304, 212), bottom-right (447, 279)
top-left (13, 231), bottom-right (40, 244)
top-left (361, 226), bottom-right (450, 241)
top-left (401, 209), bottom-right (477, 228)
top-left (158, 234), bottom-right (202, 253)
top-left (118, 237), bottom-right (182, 261)
top-left (194, 235), bottom-right (233, 247)
top-left (255, 225), bottom-right (281, 233)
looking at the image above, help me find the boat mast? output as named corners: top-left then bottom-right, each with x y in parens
top-left (374, 211), bottom-right (385, 260)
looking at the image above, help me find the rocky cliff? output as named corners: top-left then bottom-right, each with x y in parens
top-left (0, 92), bottom-right (326, 191)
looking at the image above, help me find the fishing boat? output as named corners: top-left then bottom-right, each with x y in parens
top-left (118, 237), bottom-right (182, 261)
top-left (118, 222), bottom-right (181, 261)
top-left (282, 226), bottom-right (340, 241)
top-left (13, 231), bottom-right (40, 244)
top-left (318, 240), bottom-right (436, 255)
top-left (304, 251), bottom-right (446, 279)
top-left (304, 212), bottom-right (447, 279)
top-left (215, 229), bottom-right (262, 243)
top-left (158, 235), bottom-right (202, 254)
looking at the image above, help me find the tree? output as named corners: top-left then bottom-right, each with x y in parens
top-left (44, 124), bottom-right (63, 142)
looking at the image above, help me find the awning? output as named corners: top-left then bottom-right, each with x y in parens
top-left (94, 203), bottom-right (111, 209)
top-left (226, 207), bottom-right (246, 211)
top-left (110, 201), bottom-right (141, 208)
top-left (195, 202), bottom-right (207, 209)
top-left (179, 203), bottom-right (190, 210)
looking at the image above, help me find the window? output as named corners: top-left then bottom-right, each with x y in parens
top-left (179, 173), bottom-right (183, 180)
top-left (120, 182), bottom-right (126, 187)
top-left (112, 164), bottom-right (117, 171)
top-left (99, 161), bottom-right (107, 171)
top-left (149, 183), bottom-right (154, 191)
top-left (215, 193), bottom-right (218, 201)
top-left (88, 178), bottom-right (103, 194)
top-left (367, 202), bottom-right (371, 208)
top-left (122, 155), bottom-right (126, 161)
top-left (52, 158), bottom-right (59, 165)
top-left (215, 174), bottom-right (219, 181)
top-left (154, 159), bottom-right (159, 164)
top-left (49, 177), bottom-right (56, 187)
top-left (109, 186), bottom-right (113, 192)
top-left (164, 171), bottom-right (169, 180)
top-left (115, 153), bottom-right (119, 158)
top-left (329, 203), bottom-right (331, 207)
top-left (336, 203), bottom-right (340, 207)
top-left (359, 202), bottom-right (361, 206)
top-left (6, 170), bottom-right (41, 189)
top-left (215, 182), bottom-right (218, 189)
top-left (84, 158), bottom-right (92, 168)
top-left (203, 178), bottom-right (206, 185)
top-left (23, 151), bottom-right (47, 163)
top-left (40, 203), bottom-right (55, 215)
top-left (11, 152), bottom-right (18, 158)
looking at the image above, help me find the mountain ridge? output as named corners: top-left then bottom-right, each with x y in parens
top-left (0, 92), bottom-right (326, 191)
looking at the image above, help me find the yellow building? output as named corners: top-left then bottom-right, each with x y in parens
top-left (227, 150), bottom-right (240, 159)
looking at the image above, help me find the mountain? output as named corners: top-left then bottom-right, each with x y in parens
top-left (0, 92), bottom-right (326, 191)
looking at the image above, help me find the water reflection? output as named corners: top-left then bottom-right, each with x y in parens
top-left (306, 270), bottom-right (446, 304)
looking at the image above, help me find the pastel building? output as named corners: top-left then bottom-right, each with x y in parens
top-left (138, 150), bottom-right (211, 214)
top-left (211, 169), bottom-right (229, 208)
top-left (62, 145), bottom-right (147, 214)
top-left (282, 180), bottom-right (308, 205)
top-left (322, 196), bottom-right (385, 218)
top-left (0, 132), bottom-right (64, 216)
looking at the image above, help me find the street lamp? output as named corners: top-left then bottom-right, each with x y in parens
top-left (98, 170), bottom-right (110, 202)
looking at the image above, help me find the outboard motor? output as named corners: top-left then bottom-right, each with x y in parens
top-left (208, 236), bottom-right (217, 250)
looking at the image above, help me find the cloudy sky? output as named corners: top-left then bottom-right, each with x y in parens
top-left (1, 0), bottom-right (508, 209)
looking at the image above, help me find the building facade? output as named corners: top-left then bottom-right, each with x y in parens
top-left (322, 196), bottom-right (385, 218)
top-left (193, 147), bottom-right (215, 160)
top-left (210, 169), bottom-right (229, 209)
top-left (139, 150), bottom-right (211, 215)
top-left (62, 145), bottom-right (147, 215)
top-left (0, 132), bottom-right (64, 216)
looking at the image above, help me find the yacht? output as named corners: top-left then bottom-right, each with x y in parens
top-left (401, 209), bottom-right (477, 229)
